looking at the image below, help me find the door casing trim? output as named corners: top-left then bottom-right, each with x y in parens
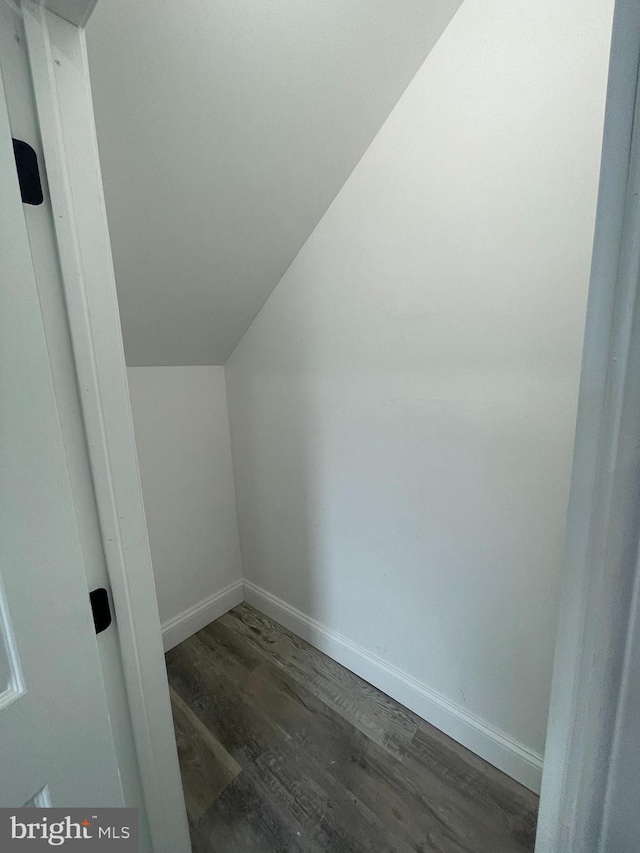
top-left (536, 1), bottom-right (640, 850)
top-left (20, 3), bottom-right (190, 851)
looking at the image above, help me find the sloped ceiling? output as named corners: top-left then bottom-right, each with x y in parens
top-left (87, 0), bottom-right (461, 366)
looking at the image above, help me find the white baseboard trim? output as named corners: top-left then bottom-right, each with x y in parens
top-left (161, 578), bottom-right (543, 790)
top-left (161, 580), bottom-right (244, 652)
top-left (243, 580), bottom-right (543, 793)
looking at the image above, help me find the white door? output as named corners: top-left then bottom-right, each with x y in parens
top-left (0, 47), bottom-right (124, 807)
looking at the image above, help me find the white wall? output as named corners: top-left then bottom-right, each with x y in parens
top-left (87, 0), bottom-right (460, 366)
top-left (226, 0), bottom-right (612, 786)
top-left (127, 367), bottom-right (242, 629)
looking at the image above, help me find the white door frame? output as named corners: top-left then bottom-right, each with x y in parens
top-left (14, 0), bottom-right (640, 850)
top-left (535, 0), bottom-right (640, 850)
top-left (15, 2), bottom-right (190, 852)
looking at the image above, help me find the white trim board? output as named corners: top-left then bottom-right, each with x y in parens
top-left (243, 580), bottom-right (543, 793)
top-left (162, 581), bottom-right (244, 652)
top-left (21, 6), bottom-right (191, 850)
top-left (535, 1), bottom-right (640, 848)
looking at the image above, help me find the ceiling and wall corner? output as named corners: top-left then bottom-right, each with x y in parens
top-left (223, 0), bottom-right (612, 787)
top-left (86, 0), bottom-right (462, 366)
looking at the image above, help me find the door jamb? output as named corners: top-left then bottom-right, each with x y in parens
top-left (535, 0), bottom-right (640, 850)
top-left (19, 3), bottom-right (190, 852)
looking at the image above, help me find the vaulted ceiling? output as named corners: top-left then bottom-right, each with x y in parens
top-left (87, 0), bottom-right (461, 366)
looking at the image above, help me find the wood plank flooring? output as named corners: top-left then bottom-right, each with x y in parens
top-left (166, 603), bottom-right (538, 853)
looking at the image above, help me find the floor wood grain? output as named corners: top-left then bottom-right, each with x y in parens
top-left (166, 603), bottom-right (538, 853)
top-left (170, 686), bottom-right (241, 820)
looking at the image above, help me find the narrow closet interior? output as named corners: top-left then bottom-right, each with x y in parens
top-left (85, 0), bottom-right (613, 850)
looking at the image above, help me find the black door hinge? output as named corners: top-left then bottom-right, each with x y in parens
top-left (12, 138), bottom-right (43, 205)
top-left (90, 588), bottom-right (112, 634)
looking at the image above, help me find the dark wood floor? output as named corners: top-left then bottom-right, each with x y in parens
top-left (165, 603), bottom-right (538, 853)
